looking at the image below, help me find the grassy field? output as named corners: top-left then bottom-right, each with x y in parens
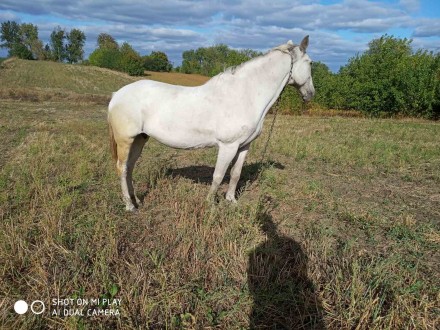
top-left (0, 60), bottom-right (439, 329)
top-left (0, 59), bottom-right (208, 101)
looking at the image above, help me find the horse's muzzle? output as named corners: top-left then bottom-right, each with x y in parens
top-left (302, 91), bottom-right (315, 102)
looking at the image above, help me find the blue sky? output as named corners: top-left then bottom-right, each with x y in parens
top-left (1, 0), bottom-right (439, 71)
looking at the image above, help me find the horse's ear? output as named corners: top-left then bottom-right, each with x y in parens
top-left (300, 35), bottom-right (309, 52)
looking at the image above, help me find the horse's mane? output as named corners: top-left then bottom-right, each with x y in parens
top-left (218, 41), bottom-right (297, 78)
top-left (272, 41), bottom-right (296, 53)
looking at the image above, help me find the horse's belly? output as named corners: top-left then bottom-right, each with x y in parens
top-left (153, 134), bottom-right (216, 149)
top-left (146, 124), bottom-right (217, 149)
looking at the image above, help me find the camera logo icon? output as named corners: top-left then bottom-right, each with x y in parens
top-left (14, 300), bottom-right (45, 315)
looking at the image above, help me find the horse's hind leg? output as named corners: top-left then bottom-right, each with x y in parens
top-left (116, 134), bottom-right (148, 211)
top-left (127, 134), bottom-right (148, 206)
top-left (116, 139), bottom-right (135, 211)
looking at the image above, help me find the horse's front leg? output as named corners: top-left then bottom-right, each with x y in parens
top-left (226, 144), bottom-right (250, 203)
top-left (207, 143), bottom-right (239, 201)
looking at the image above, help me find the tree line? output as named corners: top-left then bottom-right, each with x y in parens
top-left (179, 45), bottom-right (261, 76)
top-left (88, 33), bottom-right (172, 75)
top-left (312, 35), bottom-right (440, 119)
top-left (1, 21), bottom-right (439, 118)
top-left (0, 21), bottom-right (173, 76)
top-left (0, 21), bottom-right (85, 63)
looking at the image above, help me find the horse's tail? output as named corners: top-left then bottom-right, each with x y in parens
top-left (108, 120), bottom-right (118, 161)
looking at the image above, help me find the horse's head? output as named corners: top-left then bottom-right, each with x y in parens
top-left (287, 36), bottom-right (315, 102)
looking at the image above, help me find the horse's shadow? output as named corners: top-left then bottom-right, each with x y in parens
top-left (167, 161), bottom-right (285, 190)
top-left (138, 161), bottom-right (284, 204)
top-left (248, 204), bottom-right (326, 329)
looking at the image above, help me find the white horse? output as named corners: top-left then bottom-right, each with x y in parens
top-left (108, 36), bottom-right (315, 211)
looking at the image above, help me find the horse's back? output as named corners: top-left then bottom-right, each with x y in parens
top-left (108, 77), bottom-right (260, 149)
top-left (109, 79), bottom-right (186, 110)
top-left (108, 80), bottom-right (219, 148)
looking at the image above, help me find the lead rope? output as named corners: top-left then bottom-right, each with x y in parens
top-left (257, 51), bottom-right (294, 178)
top-left (258, 92), bottom-right (281, 166)
top-left (251, 51), bottom-right (294, 220)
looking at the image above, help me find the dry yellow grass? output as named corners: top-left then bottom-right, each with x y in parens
top-left (0, 58), bottom-right (139, 96)
top-left (0, 59), bottom-right (209, 104)
top-left (0, 60), bottom-right (439, 329)
top-left (145, 71), bottom-right (209, 86)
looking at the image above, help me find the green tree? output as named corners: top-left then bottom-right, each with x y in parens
top-left (89, 47), bottom-right (121, 70)
top-left (226, 49), bottom-right (254, 68)
top-left (43, 44), bottom-right (52, 60)
top-left (119, 42), bottom-right (144, 76)
top-left (0, 21), bottom-right (41, 59)
top-left (66, 28), bottom-right (86, 63)
top-left (393, 50), bottom-right (438, 117)
top-left (337, 35), bottom-right (439, 118)
top-left (181, 49), bottom-right (200, 74)
top-left (50, 26), bottom-right (66, 62)
top-left (97, 33), bottom-right (118, 49)
top-left (18, 23), bottom-right (40, 59)
top-left (180, 44), bottom-right (261, 76)
top-left (89, 33), bottom-right (120, 69)
top-left (276, 85), bottom-right (304, 114)
top-left (0, 21), bottom-right (20, 52)
top-left (311, 62), bottom-right (333, 107)
top-left (89, 38), bottom-right (144, 76)
top-left (143, 51), bottom-right (172, 72)
top-left (433, 54), bottom-right (440, 118)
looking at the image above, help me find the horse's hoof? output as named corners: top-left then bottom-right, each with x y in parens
top-left (205, 193), bottom-right (215, 202)
top-left (125, 205), bottom-right (138, 212)
top-left (225, 194), bottom-right (237, 204)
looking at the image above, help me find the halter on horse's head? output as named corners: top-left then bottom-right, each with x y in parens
top-left (274, 36), bottom-right (315, 102)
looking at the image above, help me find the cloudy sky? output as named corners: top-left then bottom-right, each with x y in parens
top-left (0, 0), bottom-right (439, 71)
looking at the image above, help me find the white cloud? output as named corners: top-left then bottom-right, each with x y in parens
top-left (0, 10), bottom-right (19, 22)
top-left (0, 0), bottom-right (416, 32)
top-left (399, 0), bottom-right (420, 12)
top-left (215, 24), bottom-right (368, 70)
top-left (413, 18), bottom-right (440, 38)
top-left (244, 0), bottom-right (414, 33)
top-left (0, 0), bottom-right (221, 25)
top-left (0, 0), bottom-right (439, 70)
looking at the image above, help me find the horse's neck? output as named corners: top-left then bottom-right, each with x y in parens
top-left (234, 51), bottom-right (291, 121)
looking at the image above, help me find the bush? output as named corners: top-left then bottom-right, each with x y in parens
top-left (120, 51), bottom-right (144, 76)
top-left (119, 42), bottom-right (144, 76)
top-left (88, 39), bottom-right (144, 76)
top-left (393, 50), bottom-right (440, 118)
top-left (276, 85), bottom-right (304, 114)
top-left (89, 47), bottom-right (121, 71)
top-left (181, 45), bottom-right (261, 76)
top-left (311, 35), bottom-right (440, 119)
top-left (143, 51), bottom-right (172, 72)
